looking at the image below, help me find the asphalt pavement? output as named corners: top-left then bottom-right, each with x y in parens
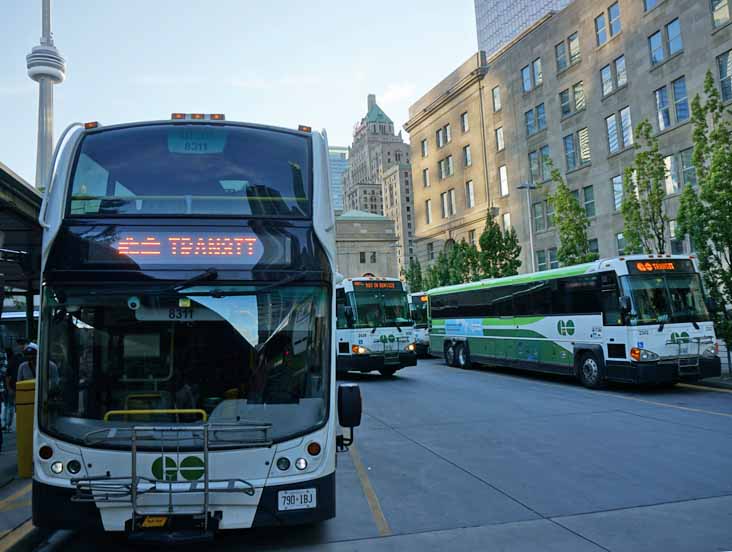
top-left (6, 358), bottom-right (732, 551)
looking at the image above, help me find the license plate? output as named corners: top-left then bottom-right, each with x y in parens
top-left (278, 488), bottom-right (316, 511)
top-left (141, 516), bottom-right (168, 528)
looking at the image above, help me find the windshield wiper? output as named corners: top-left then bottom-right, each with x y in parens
top-left (170, 267), bottom-right (219, 292)
top-left (207, 272), bottom-right (308, 297)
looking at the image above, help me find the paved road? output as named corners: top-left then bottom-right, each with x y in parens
top-left (19, 358), bottom-right (732, 551)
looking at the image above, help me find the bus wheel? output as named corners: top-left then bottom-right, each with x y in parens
top-left (578, 352), bottom-right (605, 389)
top-left (455, 344), bottom-right (471, 369)
top-left (444, 343), bottom-right (456, 367)
top-left (379, 367), bottom-right (397, 377)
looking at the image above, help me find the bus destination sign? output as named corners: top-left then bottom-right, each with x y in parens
top-left (353, 281), bottom-right (400, 290)
top-left (111, 231), bottom-right (266, 265)
top-left (627, 259), bottom-right (694, 274)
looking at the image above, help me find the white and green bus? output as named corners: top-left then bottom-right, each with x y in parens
top-left (409, 292), bottom-right (430, 356)
top-left (429, 255), bottom-right (721, 388)
top-left (336, 277), bottom-right (417, 376)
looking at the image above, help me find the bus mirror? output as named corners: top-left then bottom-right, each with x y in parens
top-left (619, 295), bottom-right (631, 313)
top-left (338, 384), bottom-right (362, 428)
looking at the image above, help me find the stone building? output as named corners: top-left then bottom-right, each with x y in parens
top-left (407, 0), bottom-right (732, 273)
top-left (335, 210), bottom-right (399, 279)
top-left (382, 163), bottom-right (416, 273)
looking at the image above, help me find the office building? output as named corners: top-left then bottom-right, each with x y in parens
top-left (328, 146), bottom-right (348, 213)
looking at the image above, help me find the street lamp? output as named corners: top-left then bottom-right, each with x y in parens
top-left (517, 181), bottom-right (538, 272)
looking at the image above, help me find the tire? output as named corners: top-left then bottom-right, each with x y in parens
top-left (444, 342), bottom-right (456, 367)
top-left (578, 352), bottom-right (605, 389)
top-left (455, 343), bottom-right (472, 369)
top-left (379, 367), bottom-right (397, 377)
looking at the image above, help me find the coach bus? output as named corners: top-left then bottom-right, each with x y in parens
top-left (429, 255), bottom-right (721, 388)
top-left (33, 114), bottom-right (362, 541)
top-left (335, 277), bottom-right (417, 376)
top-left (409, 292), bottom-right (430, 356)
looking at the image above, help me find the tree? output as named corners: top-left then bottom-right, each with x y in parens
top-left (546, 166), bottom-right (597, 266)
top-left (677, 70), bottom-right (732, 342)
top-left (477, 211), bottom-right (521, 278)
top-left (621, 119), bottom-right (668, 254)
top-left (402, 259), bottom-right (423, 292)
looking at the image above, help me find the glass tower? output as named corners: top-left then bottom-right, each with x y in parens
top-left (328, 146), bottom-right (349, 213)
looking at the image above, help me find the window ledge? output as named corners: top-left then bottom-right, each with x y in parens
top-left (650, 50), bottom-right (684, 72)
top-left (601, 83), bottom-right (629, 101)
top-left (523, 83), bottom-right (544, 97)
top-left (712, 19), bottom-right (732, 35)
top-left (561, 108), bottom-right (586, 122)
top-left (566, 163), bottom-right (591, 175)
top-left (607, 146), bottom-right (634, 160)
top-left (596, 32), bottom-right (623, 52)
top-left (655, 118), bottom-right (691, 137)
top-left (556, 60), bottom-right (582, 79)
top-left (527, 128), bottom-right (548, 141)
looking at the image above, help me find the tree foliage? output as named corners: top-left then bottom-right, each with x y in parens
top-left (546, 167), bottom-right (597, 266)
top-left (677, 70), bottom-right (732, 341)
top-left (621, 119), bottom-right (668, 254)
top-left (402, 258), bottom-right (423, 292)
top-left (478, 212), bottom-right (521, 278)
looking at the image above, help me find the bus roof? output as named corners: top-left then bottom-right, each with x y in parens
top-left (427, 255), bottom-right (698, 297)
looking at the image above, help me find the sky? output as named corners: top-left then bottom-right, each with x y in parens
top-left (1, 0), bottom-right (477, 185)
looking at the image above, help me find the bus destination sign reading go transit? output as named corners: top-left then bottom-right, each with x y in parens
top-left (112, 231), bottom-right (266, 265)
top-left (627, 259), bottom-right (694, 274)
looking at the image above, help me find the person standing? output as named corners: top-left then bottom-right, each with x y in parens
top-left (3, 339), bottom-right (26, 431)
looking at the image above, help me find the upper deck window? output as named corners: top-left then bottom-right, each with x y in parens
top-left (69, 124), bottom-right (311, 218)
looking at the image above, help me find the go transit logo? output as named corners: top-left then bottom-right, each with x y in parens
top-left (557, 320), bottom-right (575, 336)
top-left (151, 455), bottom-right (205, 481)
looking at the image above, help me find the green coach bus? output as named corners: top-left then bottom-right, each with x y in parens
top-left (428, 255), bottom-right (721, 388)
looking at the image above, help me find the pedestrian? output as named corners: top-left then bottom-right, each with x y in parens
top-left (3, 340), bottom-right (26, 432)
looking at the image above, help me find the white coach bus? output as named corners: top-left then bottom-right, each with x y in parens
top-left (33, 114), bottom-right (362, 542)
top-left (429, 255), bottom-right (721, 388)
top-left (335, 277), bottom-right (417, 376)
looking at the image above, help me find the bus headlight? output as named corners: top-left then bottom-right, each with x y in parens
top-left (50, 461), bottom-right (64, 474)
top-left (703, 343), bottom-right (718, 358)
top-left (405, 343), bottom-right (416, 352)
top-left (351, 345), bottom-right (369, 355)
top-left (630, 348), bottom-right (660, 362)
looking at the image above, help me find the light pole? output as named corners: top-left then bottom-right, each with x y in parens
top-left (517, 181), bottom-right (537, 272)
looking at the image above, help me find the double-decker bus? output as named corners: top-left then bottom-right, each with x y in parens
top-left (408, 292), bottom-right (430, 356)
top-left (33, 114), bottom-right (362, 541)
top-left (429, 255), bottom-right (721, 388)
top-left (335, 277), bottom-right (416, 376)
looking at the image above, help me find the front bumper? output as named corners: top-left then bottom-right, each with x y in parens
top-left (606, 355), bottom-right (721, 384)
top-left (336, 351), bottom-right (417, 373)
top-left (415, 342), bottom-right (430, 356)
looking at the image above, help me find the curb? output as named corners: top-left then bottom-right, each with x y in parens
top-left (692, 378), bottom-right (732, 390)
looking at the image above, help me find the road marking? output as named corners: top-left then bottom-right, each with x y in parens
top-left (678, 383), bottom-right (732, 394)
top-left (349, 444), bottom-right (392, 537)
top-left (0, 520), bottom-right (34, 551)
top-left (610, 393), bottom-right (732, 418)
top-left (0, 499), bottom-right (31, 513)
top-left (0, 483), bottom-right (31, 509)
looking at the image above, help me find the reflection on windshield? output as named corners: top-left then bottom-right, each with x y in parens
top-left (411, 299), bottom-right (428, 328)
top-left (622, 274), bottom-right (709, 325)
top-left (39, 285), bottom-right (329, 448)
top-left (352, 289), bottom-right (412, 328)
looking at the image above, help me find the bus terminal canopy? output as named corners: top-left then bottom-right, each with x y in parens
top-left (0, 162), bottom-right (42, 296)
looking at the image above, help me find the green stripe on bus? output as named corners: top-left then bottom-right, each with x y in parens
top-left (481, 317), bottom-right (544, 326)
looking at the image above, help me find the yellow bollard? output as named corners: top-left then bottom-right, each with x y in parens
top-left (15, 379), bottom-right (35, 479)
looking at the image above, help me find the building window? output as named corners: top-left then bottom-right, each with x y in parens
top-left (601, 55), bottom-right (626, 96)
top-left (595, 13), bottom-right (607, 46)
top-left (664, 154), bottom-right (680, 194)
top-left (423, 167), bottom-right (430, 188)
top-left (620, 107), bottom-right (633, 147)
top-left (425, 199), bottom-right (432, 224)
top-left (465, 180), bottom-right (475, 209)
top-left (649, 31), bottom-right (664, 65)
top-left (492, 86), bottom-right (501, 111)
top-left (525, 104), bottom-right (546, 136)
top-left (421, 139), bottom-right (428, 157)
top-left (669, 220), bottom-right (686, 254)
top-left (609, 2), bottom-right (621, 36)
top-left (601, 64), bottom-right (614, 96)
top-left (447, 155), bottom-right (454, 176)
top-left (533, 58), bottom-right (543, 87)
top-left (680, 148), bottom-right (697, 186)
top-left (440, 192), bottom-right (448, 218)
top-left (529, 146), bottom-right (551, 184)
top-left (583, 185), bottom-right (596, 217)
top-left (370, 252), bottom-right (376, 263)
top-left (588, 238), bottom-right (599, 255)
top-left (556, 41), bottom-right (568, 72)
top-left (568, 32), bottom-right (581, 64)
top-left (359, 252), bottom-right (366, 263)
top-left (529, 151), bottom-right (540, 184)
top-left (502, 212), bottom-right (511, 230)
top-left (445, 123), bottom-right (452, 143)
top-left (615, 55), bottom-right (627, 87)
top-left (427, 242), bottom-right (434, 260)
top-left (616, 232), bottom-right (626, 255)
top-left (713, 0), bottom-right (731, 28)
top-left (564, 134), bottom-right (577, 171)
top-left (548, 248), bottom-right (559, 269)
top-left (718, 50), bottom-right (732, 101)
top-left (578, 128), bottom-right (591, 165)
top-left (644, 0), bottom-right (658, 10)
top-left (546, 199), bottom-right (554, 228)
top-left (655, 86), bottom-right (671, 130)
top-left (468, 229), bottom-right (476, 246)
top-left (463, 145), bottom-right (472, 167)
top-left (533, 202), bottom-right (546, 232)
top-left (537, 250), bottom-right (548, 271)
top-left (666, 19), bottom-right (682, 56)
top-left (438, 159), bottom-right (446, 179)
top-left (448, 188), bottom-right (456, 216)
top-left (521, 65), bottom-right (532, 92)
top-left (495, 127), bottom-right (504, 151)
top-left (522, 59), bottom-right (543, 92)
top-left (606, 115), bottom-right (620, 154)
top-left (499, 165), bottom-right (509, 196)
top-left (607, 108), bottom-right (633, 153)
top-left (525, 109), bottom-right (536, 136)
top-left (461, 111), bottom-right (469, 132)
top-left (673, 77), bottom-right (689, 122)
top-left (612, 175), bottom-right (623, 210)
top-left (436, 128), bottom-right (445, 148)
top-left (560, 89), bottom-right (571, 116)
top-left (573, 81), bottom-right (586, 110)
top-left (536, 103), bottom-right (546, 130)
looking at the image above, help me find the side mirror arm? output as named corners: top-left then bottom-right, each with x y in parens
top-left (336, 428), bottom-right (355, 451)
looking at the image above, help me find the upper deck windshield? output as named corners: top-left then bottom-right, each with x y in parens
top-left (69, 124), bottom-right (311, 218)
top-left (621, 272), bottom-right (710, 325)
top-left (351, 285), bottom-right (412, 329)
top-left (410, 295), bottom-right (428, 328)
top-left (39, 284), bottom-right (329, 449)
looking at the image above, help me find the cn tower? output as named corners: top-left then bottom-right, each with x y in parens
top-left (26, 0), bottom-right (66, 190)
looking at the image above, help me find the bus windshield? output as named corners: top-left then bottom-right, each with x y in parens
top-left (621, 273), bottom-right (710, 325)
top-left (39, 284), bottom-right (329, 448)
top-left (351, 288), bottom-right (412, 329)
top-left (410, 296), bottom-right (428, 328)
top-left (69, 124), bottom-right (311, 217)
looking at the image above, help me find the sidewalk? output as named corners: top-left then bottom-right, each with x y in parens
top-left (0, 431), bottom-right (18, 488)
top-left (697, 374), bottom-right (732, 390)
